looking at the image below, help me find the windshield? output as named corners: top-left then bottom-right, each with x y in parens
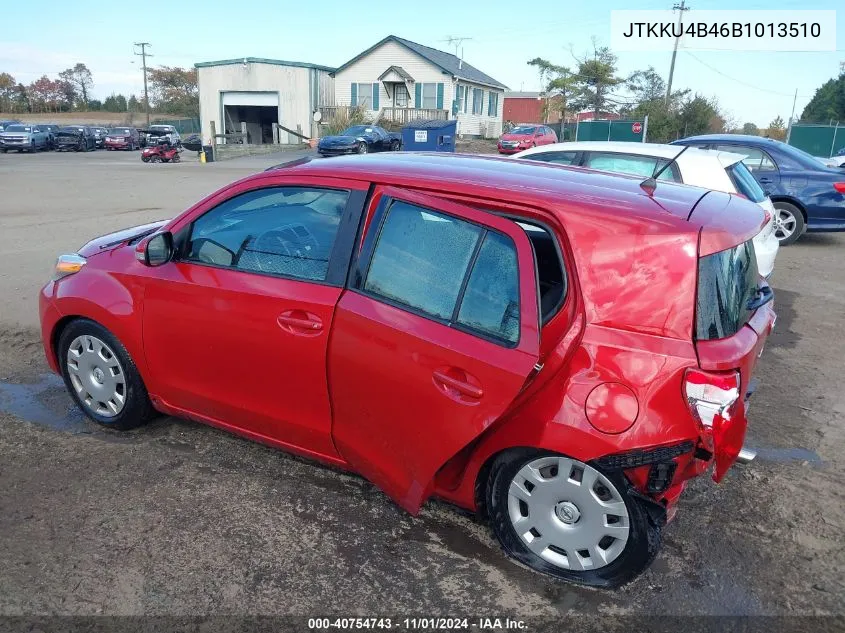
top-left (5, 125), bottom-right (30, 132)
top-left (150, 126), bottom-right (173, 132)
top-left (727, 162), bottom-right (766, 203)
top-left (511, 126), bottom-right (537, 135)
top-left (696, 240), bottom-right (759, 340)
top-left (342, 126), bottom-right (373, 136)
top-left (109, 128), bottom-right (131, 135)
top-left (60, 127), bottom-right (84, 133)
top-left (775, 141), bottom-right (833, 169)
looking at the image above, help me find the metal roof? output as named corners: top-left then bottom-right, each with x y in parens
top-left (334, 35), bottom-right (507, 90)
top-left (194, 57), bottom-right (335, 72)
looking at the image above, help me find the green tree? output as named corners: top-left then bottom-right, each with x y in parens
top-left (800, 75), bottom-right (845, 122)
top-left (88, 99), bottom-right (103, 111)
top-left (741, 122), bottom-right (760, 135)
top-left (765, 115), bottom-right (786, 141)
top-left (571, 41), bottom-right (623, 118)
top-left (626, 66), bottom-right (665, 103)
top-left (147, 66), bottom-right (198, 117)
top-left (103, 93), bottom-right (128, 112)
top-left (59, 63), bottom-right (93, 107)
top-left (0, 72), bottom-right (16, 112)
top-left (128, 94), bottom-right (139, 112)
top-left (678, 95), bottom-right (726, 137)
top-left (527, 57), bottom-right (578, 123)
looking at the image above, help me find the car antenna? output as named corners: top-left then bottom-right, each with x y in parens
top-left (640, 145), bottom-right (690, 195)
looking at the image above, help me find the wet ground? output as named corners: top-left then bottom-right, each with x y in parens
top-left (0, 150), bottom-right (843, 622)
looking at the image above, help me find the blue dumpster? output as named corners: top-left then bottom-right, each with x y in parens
top-left (401, 119), bottom-right (457, 152)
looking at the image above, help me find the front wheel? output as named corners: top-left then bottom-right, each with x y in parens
top-left (486, 450), bottom-right (661, 588)
top-left (390, 140), bottom-right (401, 151)
top-left (58, 319), bottom-right (156, 431)
top-left (357, 141), bottom-right (368, 154)
top-left (141, 155), bottom-right (150, 163)
top-left (772, 201), bottom-right (805, 245)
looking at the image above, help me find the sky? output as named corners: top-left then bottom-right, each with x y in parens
top-left (0, 0), bottom-right (842, 127)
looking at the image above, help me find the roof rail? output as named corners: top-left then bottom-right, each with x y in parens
top-left (264, 156), bottom-right (313, 171)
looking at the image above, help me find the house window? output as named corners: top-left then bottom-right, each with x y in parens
top-left (487, 92), bottom-right (499, 117)
top-left (472, 88), bottom-right (484, 115)
top-left (354, 83), bottom-right (374, 109)
top-left (395, 84), bottom-right (409, 107)
top-left (421, 83), bottom-right (437, 109)
top-left (456, 85), bottom-right (465, 113)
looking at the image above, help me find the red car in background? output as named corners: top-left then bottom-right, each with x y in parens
top-left (498, 124), bottom-right (558, 154)
top-left (39, 154), bottom-right (774, 587)
top-left (104, 127), bottom-right (140, 151)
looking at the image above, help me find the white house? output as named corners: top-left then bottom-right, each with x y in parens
top-left (331, 35), bottom-right (508, 138)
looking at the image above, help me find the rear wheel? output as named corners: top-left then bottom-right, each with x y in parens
top-left (150, 155), bottom-right (161, 163)
top-left (390, 140), bottom-right (401, 151)
top-left (486, 450), bottom-right (661, 588)
top-left (357, 141), bottom-right (368, 154)
top-left (772, 201), bottom-right (805, 245)
top-left (58, 319), bottom-right (156, 431)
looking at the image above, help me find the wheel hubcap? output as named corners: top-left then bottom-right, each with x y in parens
top-left (774, 208), bottom-right (796, 240)
top-left (507, 456), bottom-right (630, 571)
top-left (66, 335), bottom-right (126, 418)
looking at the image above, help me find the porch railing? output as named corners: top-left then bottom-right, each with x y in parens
top-left (318, 105), bottom-right (450, 125)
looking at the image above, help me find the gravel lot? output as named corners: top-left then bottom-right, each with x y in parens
top-left (0, 149), bottom-right (843, 623)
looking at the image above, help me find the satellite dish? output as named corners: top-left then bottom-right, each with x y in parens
top-left (312, 111), bottom-right (322, 123)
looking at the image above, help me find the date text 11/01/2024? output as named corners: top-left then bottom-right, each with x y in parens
top-left (308, 618), bottom-right (527, 630)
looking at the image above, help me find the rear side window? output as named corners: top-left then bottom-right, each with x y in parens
top-left (715, 145), bottom-right (776, 172)
top-left (363, 200), bottom-right (521, 344)
top-left (696, 240), bottom-right (759, 340)
top-left (584, 152), bottom-right (679, 182)
top-left (727, 162), bottom-right (765, 203)
top-left (522, 151), bottom-right (578, 165)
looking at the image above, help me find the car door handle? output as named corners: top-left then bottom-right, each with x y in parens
top-left (432, 370), bottom-right (483, 399)
top-left (758, 177), bottom-right (773, 184)
top-left (277, 311), bottom-right (323, 334)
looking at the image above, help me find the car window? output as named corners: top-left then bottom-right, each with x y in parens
top-left (726, 162), bottom-right (766, 203)
top-left (363, 200), bottom-right (521, 343)
top-left (715, 145), bottom-right (776, 172)
top-left (584, 152), bottom-right (679, 181)
top-left (185, 186), bottom-right (349, 282)
top-left (522, 151), bottom-right (578, 166)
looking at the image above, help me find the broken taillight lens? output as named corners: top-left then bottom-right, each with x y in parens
top-left (684, 368), bottom-right (740, 428)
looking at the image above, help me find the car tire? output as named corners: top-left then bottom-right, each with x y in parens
top-left (58, 319), bottom-right (156, 431)
top-left (357, 142), bottom-right (368, 154)
top-left (150, 156), bottom-right (161, 163)
top-left (485, 449), bottom-right (662, 588)
top-left (772, 201), bottom-right (805, 245)
top-left (391, 140), bottom-right (401, 151)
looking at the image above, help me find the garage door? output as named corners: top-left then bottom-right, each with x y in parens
top-left (221, 92), bottom-right (279, 107)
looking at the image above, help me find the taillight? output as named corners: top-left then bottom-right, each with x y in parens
top-left (833, 183), bottom-right (845, 193)
top-left (684, 368), bottom-right (740, 428)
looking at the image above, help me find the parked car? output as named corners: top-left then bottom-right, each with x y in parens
top-left (497, 125), bottom-right (558, 154)
top-left (141, 137), bottom-right (181, 163)
top-left (105, 127), bottom-right (140, 150)
top-left (0, 124), bottom-right (50, 152)
top-left (514, 141), bottom-right (779, 278)
top-left (0, 119), bottom-right (21, 133)
top-left (40, 153), bottom-right (774, 588)
top-left (55, 126), bottom-right (96, 152)
top-left (147, 124), bottom-right (181, 146)
top-left (830, 147), bottom-right (845, 168)
top-left (318, 125), bottom-right (401, 156)
top-left (88, 126), bottom-right (109, 149)
top-left (672, 134), bottom-right (845, 244)
top-left (37, 124), bottom-right (60, 149)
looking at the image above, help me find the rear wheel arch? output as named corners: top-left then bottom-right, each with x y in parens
top-left (769, 195), bottom-right (807, 221)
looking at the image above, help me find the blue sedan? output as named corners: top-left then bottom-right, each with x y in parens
top-left (672, 134), bottom-right (845, 244)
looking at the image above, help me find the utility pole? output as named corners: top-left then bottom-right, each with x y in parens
top-left (134, 42), bottom-right (152, 126)
top-left (664, 0), bottom-right (690, 106)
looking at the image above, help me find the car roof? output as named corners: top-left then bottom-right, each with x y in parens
top-left (675, 134), bottom-right (783, 146)
top-left (262, 152), bottom-right (718, 227)
top-left (515, 141), bottom-right (747, 169)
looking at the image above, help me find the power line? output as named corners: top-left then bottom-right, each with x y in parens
top-left (683, 51), bottom-right (814, 98)
top-left (133, 42), bottom-right (152, 126)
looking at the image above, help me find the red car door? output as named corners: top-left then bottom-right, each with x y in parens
top-left (328, 187), bottom-right (541, 513)
top-left (142, 176), bottom-right (368, 460)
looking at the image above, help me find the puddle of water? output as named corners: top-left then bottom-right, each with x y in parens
top-left (0, 373), bottom-right (88, 433)
top-left (750, 446), bottom-right (823, 465)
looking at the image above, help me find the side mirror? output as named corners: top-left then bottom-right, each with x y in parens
top-left (135, 232), bottom-right (173, 266)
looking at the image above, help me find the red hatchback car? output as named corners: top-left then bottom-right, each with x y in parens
top-left (40, 154), bottom-right (774, 587)
top-left (498, 124), bottom-right (558, 154)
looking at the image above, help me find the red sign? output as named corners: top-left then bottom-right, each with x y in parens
top-left (632, 122), bottom-right (643, 134)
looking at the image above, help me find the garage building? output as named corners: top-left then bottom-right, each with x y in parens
top-left (195, 57), bottom-right (335, 145)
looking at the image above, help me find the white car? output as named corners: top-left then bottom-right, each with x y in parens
top-left (513, 141), bottom-right (779, 278)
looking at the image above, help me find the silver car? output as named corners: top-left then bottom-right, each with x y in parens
top-left (0, 124), bottom-right (50, 153)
